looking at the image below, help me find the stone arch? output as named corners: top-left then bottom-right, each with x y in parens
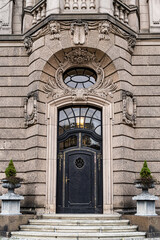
top-left (39, 46), bottom-right (119, 213)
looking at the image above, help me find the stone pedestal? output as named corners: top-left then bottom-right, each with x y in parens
top-left (0, 192), bottom-right (24, 215)
top-left (133, 191), bottom-right (159, 216)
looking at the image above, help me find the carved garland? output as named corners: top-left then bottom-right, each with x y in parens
top-left (44, 48), bottom-right (117, 101)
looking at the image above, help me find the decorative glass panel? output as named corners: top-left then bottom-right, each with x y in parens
top-left (82, 135), bottom-right (100, 150)
top-left (59, 135), bottom-right (77, 150)
top-left (58, 106), bottom-right (102, 136)
top-left (63, 68), bottom-right (97, 89)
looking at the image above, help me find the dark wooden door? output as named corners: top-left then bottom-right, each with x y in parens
top-left (57, 146), bottom-right (103, 213)
top-left (65, 150), bottom-right (95, 213)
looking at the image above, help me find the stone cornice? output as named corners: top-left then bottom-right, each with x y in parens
top-left (1, 14), bottom-right (160, 41)
top-left (0, 13), bottom-right (137, 41)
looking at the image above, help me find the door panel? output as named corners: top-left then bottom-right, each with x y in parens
top-left (66, 151), bottom-right (94, 209)
top-left (57, 148), bottom-right (102, 213)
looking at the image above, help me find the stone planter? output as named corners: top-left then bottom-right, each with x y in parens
top-left (133, 179), bottom-right (159, 216)
top-left (0, 179), bottom-right (24, 215)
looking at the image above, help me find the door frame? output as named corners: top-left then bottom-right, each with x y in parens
top-left (46, 95), bottom-right (113, 214)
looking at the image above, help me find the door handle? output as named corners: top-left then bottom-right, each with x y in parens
top-left (65, 176), bottom-right (70, 184)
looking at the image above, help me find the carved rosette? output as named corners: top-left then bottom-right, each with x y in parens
top-left (24, 92), bottom-right (38, 127)
top-left (122, 90), bottom-right (136, 126)
top-left (44, 48), bottom-right (117, 101)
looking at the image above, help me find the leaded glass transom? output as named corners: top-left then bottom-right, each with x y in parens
top-left (63, 68), bottom-right (97, 89)
top-left (58, 106), bottom-right (102, 136)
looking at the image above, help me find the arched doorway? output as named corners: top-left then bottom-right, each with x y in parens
top-left (57, 106), bottom-right (103, 213)
top-left (43, 48), bottom-right (117, 213)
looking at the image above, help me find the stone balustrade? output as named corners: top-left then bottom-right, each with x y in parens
top-left (63, 0), bottom-right (97, 12)
top-left (113, 0), bottom-right (137, 25)
top-left (24, 0), bottom-right (138, 31)
top-left (30, 0), bottom-right (47, 25)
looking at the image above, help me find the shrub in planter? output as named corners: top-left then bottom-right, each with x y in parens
top-left (2, 160), bottom-right (23, 190)
top-left (0, 160), bottom-right (24, 215)
top-left (135, 161), bottom-right (155, 190)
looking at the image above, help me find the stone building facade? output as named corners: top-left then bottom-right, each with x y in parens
top-left (0, 0), bottom-right (160, 214)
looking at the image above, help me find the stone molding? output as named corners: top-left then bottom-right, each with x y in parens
top-left (122, 90), bottom-right (136, 126)
top-left (43, 48), bottom-right (117, 101)
top-left (24, 92), bottom-right (38, 127)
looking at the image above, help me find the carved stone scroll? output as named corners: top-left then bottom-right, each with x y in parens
top-left (122, 90), bottom-right (136, 126)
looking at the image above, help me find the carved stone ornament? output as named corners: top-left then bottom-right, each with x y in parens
top-left (124, 34), bottom-right (137, 53)
top-left (44, 48), bottom-right (117, 101)
top-left (122, 90), bottom-right (136, 126)
top-left (64, 48), bottom-right (96, 64)
top-left (24, 37), bottom-right (33, 55)
top-left (71, 20), bottom-right (89, 45)
top-left (26, 21), bottom-right (61, 45)
top-left (99, 21), bottom-right (110, 41)
top-left (48, 21), bottom-right (61, 40)
top-left (23, 19), bottom-right (136, 53)
top-left (24, 92), bottom-right (38, 127)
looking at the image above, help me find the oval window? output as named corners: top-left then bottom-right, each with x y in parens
top-left (63, 68), bottom-right (97, 89)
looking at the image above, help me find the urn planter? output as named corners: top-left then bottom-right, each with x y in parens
top-left (0, 179), bottom-right (24, 215)
top-left (133, 179), bottom-right (159, 216)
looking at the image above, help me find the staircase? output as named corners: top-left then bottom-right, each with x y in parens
top-left (11, 214), bottom-right (146, 239)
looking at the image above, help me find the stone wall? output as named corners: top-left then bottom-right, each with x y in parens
top-left (0, 0), bottom-right (160, 214)
top-left (133, 40), bottom-right (160, 210)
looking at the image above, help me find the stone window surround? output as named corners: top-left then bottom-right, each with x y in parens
top-left (45, 95), bottom-right (114, 214)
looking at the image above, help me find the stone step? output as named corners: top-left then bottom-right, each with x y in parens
top-left (20, 224), bottom-right (138, 232)
top-left (11, 231), bottom-right (146, 239)
top-left (42, 214), bottom-right (121, 220)
top-left (29, 219), bottom-right (130, 226)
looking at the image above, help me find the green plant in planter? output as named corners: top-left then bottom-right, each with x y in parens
top-left (140, 160), bottom-right (154, 185)
top-left (5, 159), bottom-right (16, 178)
top-left (4, 160), bottom-right (22, 184)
